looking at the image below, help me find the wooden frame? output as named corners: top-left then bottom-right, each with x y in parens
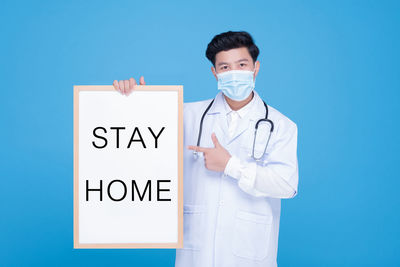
top-left (73, 85), bottom-right (183, 249)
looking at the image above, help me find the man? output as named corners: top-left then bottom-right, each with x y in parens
top-left (113, 31), bottom-right (299, 267)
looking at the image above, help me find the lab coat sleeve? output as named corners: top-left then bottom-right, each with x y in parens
top-left (224, 122), bottom-right (298, 199)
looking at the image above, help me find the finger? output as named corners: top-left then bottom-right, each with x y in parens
top-left (127, 77), bottom-right (137, 95)
top-left (119, 80), bottom-right (125, 95)
top-left (129, 77), bottom-right (137, 89)
top-left (124, 80), bottom-right (129, 95)
top-left (211, 132), bottom-right (220, 148)
top-left (113, 80), bottom-right (121, 94)
top-left (187, 145), bottom-right (208, 153)
top-left (187, 145), bottom-right (199, 151)
top-left (139, 76), bottom-right (146, 85)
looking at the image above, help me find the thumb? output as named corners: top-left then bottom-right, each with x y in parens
top-left (211, 132), bottom-right (220, 148)
top-left (139, 76), bottom-right (146, 85)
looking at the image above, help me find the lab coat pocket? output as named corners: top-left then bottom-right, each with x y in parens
top-left (183, 204), bottom-right (205, 250)
top-left (232, 210), bottom-right (273, 261)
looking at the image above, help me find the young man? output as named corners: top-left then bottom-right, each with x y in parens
top-left (113, 31), bottom-right (299, 267)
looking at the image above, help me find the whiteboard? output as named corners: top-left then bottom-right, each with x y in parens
top-left (73, 85), bottom-right (183, 248)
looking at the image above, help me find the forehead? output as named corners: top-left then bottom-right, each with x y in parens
top-left (215, 47), bottom-right (253, 65)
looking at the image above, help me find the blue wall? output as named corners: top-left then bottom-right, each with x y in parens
top-left (1, 0), bottom-right (399, 266)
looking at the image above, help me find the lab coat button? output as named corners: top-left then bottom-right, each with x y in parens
top-left (219, 200), bottom-right (224, 206)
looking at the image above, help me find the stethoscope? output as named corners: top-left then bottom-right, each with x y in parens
top-left (193, 98), bottom-right (274, 161)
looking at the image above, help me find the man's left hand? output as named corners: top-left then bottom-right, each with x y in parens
top-left (188, 132), bottom-right (231, 172)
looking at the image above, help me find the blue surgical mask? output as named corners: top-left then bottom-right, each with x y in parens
top-left (216, 68), bottom-right (256, 101)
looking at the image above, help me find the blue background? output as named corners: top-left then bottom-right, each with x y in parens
top-left (1, 0), bottom-right (399, 266)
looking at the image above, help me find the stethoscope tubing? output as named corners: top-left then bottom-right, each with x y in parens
top-left (194, 97), bottom-right (274, 161)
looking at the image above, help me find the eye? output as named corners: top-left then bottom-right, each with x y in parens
top-left (240, 63), bottom-right (246, 67)
top-left (221, 66), bottom-right (228, 70)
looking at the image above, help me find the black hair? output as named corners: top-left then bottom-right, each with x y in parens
top-left (205, 31), bottom-right (259, 67)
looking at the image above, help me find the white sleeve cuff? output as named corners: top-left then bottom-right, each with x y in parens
top-left (224, 155), bottom-right (241, 180)
top-left (237, 161), bottom-right (258, 193)
top-left (224, 155), bottom-right (258, 192)
top-left (224, 155), bottom-right (265, 197)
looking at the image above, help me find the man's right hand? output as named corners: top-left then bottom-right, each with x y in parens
top-left (113, 76), bottom-right (146, 95)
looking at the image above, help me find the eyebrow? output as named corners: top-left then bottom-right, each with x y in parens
top-left (217, 58), bottom-right (249, 66)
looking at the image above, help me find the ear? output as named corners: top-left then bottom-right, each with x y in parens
top-left (253, 60), bottom-right (260, 80)
top-left (211, 66), bottom-right (218, 81)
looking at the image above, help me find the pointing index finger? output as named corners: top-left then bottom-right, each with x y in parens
top-left (187, 145), bottom-right (209, 153)
top-left (211, 132), bottom-right (220, 148)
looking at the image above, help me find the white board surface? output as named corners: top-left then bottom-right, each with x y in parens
top-left (73, 85), bottom-right (183, 248)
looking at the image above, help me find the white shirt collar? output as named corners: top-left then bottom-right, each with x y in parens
top-left (222, 91), bottom-right (256, 119)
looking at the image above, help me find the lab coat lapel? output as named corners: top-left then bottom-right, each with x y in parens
top-left (206, 92), bottom-right (229, 144)
top-left (226, 116), bottom-right (251, 145)
top-left (205, 91), bottom-right (265, 146)
top-left (226, 91), bottom-right (266, 145)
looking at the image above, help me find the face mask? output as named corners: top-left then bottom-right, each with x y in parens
top-left (216, 67), bottom-right (256, 101)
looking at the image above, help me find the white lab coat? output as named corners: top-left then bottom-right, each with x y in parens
top-left (175, 90), bottom-right (299, 267)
